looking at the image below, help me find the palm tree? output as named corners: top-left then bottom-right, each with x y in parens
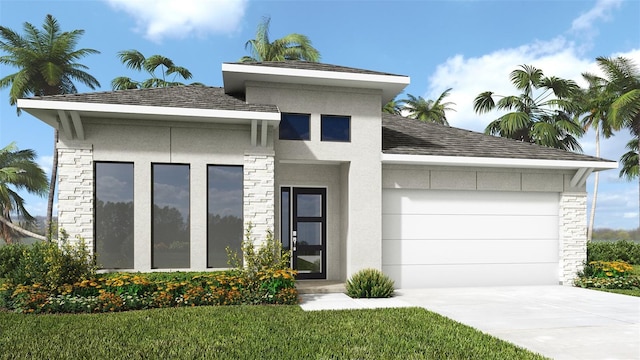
top-left (596, 56), bottom-right (640, 227)
top-left (0, 14), bottom-right (100, 240)
top-left (576, 72), bottom-right (616, 241)
top-left (474, 64), bottom-right (584, 151)
top-left (620, 138), bottom-right (639, 180)
top-left (240, 17), bottom-right (320, 62)
top-left (382, 98), bottom-right (403, 115)
top-left (0, 143), bottom-right (48, 243)
top-left (401, 88), bottom-right (455, 125)
top-left (112, 50), bottom-right (195, 90)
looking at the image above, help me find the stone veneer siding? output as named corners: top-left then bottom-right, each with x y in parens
top-left (57, 144), bottom-right (93, 247)
top-left (243, 151), bottom-right (275, 244)
top-left (559, 192), bottom-right (587, 285)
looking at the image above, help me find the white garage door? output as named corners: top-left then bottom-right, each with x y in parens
top-left (382, 189), bottom-right (560, 288)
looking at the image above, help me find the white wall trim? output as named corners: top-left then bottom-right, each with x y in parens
top-left (381, 153), bottom-right (618, 171)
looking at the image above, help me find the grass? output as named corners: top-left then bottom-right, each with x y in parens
top-left (0, 306), bottom-right (547, 360)
top-left (595, 288), bottom-right (640, 297)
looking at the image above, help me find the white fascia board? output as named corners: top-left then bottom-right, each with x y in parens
top-left (17, 98), bottom-right (280, 122)
top-left (381, 153), bottom-right (618, 171)
top-left (222, 63), bottom-right (410, 86)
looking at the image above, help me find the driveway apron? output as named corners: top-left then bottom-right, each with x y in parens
top-left (395, 286), bottom-right (640, 360)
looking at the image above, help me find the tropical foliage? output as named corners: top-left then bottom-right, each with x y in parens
top-left (382, 98), bottom-right (403, 115)
top-left (0, 14), bottom-right (100, 239)
top-left (575, 72), bottom-right (617, 241)
top-left (240, 17), bottom-right (320, 62)
top-left (111, 50), bottom-right (195, 90)
top-left (620, 138), bottom-right (639, 180)
top-left (474, 64), bottom-right (583, 151)
top-left (401, 88), bottom-right (455, 125)
top-left (593, 56), bottom-right (640, 227)
top-left (0, 143), bottom-right (48, 243)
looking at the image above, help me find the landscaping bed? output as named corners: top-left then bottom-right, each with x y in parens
top-left (574, 241), bottom-right (640, 297)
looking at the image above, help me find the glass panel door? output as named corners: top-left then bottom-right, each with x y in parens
top-left (292, 187), bottom-right (326, 279)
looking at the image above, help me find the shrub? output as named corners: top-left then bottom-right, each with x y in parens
top-left (587, 240), bottom-right (640, 264)
top-left (346, 268), bottom-right (395, 298)
top-left (4, 269), bottom-right (298, 314)
top-left (227, 224), bottom-right (292, 280)
top-left (0, 232), bottom-right (96, 291)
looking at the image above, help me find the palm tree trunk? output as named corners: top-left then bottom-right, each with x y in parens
top-left (587, 127), bottom-right (601, 242)
top-left (0, 215), bottom-right (47, 241)
top-left (45, 129), bottom-right (59, 241)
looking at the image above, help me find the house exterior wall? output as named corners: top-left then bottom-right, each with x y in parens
top-left (58, 119), bottom-right (272, 271)
top-left (247, 82), bottom-right (383, 278)
top-left (382, 164), bottom-right (588, 285)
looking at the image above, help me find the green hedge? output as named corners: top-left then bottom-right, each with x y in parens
top-left (587, 240), bottom-right (640, 264)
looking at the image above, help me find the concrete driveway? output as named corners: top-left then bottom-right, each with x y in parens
top-left (395, 286), bottom-right (639, 360)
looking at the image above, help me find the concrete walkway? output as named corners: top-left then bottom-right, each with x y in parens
top-left (299, 286), bottom-right (640, 360)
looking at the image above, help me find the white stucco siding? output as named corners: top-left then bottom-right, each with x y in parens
top-left (249, 82), bottom-right (383, 279)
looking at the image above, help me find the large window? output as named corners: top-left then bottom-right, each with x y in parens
top-left (321, 115), bottom-right (350, 142)
top-left (207, 165), bottom-right (243, 268)
top-left (95, 162), bottom-right (134, 269)
top-left (152, 164), bottom-right (190, 268)
top-left (279, 113), bottom-right (310, 140)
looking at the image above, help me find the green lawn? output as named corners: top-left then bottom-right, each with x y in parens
top-left (594, 288), bottom-right (640, 297)
top-left (0, 306), bottom-right (547, 360)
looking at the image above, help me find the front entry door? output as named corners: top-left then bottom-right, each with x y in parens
top-left (291, 188), bottom-right (326, 279)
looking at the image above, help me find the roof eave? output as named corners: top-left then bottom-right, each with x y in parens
top-left (381, 153), bottom-right (618, 171)
top-left (17, 98), bottom-right (281, 124)
top-left (222, 63), bottom-right (410, 104)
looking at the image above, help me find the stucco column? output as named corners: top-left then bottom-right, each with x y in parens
top-left (57, 143), bottom-right (94, 248)
top-left (559, 192), bottom-right (587, 285)
top-left (243, 150), bottom-right (275, 245)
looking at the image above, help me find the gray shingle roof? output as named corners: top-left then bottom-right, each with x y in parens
top-left (382, 113), bottom-right (613, 163)
top-left (28, 85), bottom-right (279, 113)
top-left (226, 61), bottom-right (405, 77)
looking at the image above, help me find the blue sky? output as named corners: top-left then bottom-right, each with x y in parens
top-left (0, 0), bottom-right (639, 229)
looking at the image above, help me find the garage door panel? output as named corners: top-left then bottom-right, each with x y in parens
top-left (382, 239), bottom-right (559, 265)
top-left (383, 190), bottom-right (559, 216)
top-left (383, 263), bottom-right (559, 288)
top-left (382, 214), bottom-right (559, 240)
top-left (381, 189), bottom-right (561, 288)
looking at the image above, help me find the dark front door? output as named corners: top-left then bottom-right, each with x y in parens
top-left (291, 187), bottom-right (326, 279)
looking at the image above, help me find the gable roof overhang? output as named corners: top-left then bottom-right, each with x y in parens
top-left (222, 62), bottom-right (410, 104)
top-left (381, 153), bottom-right (618, 188)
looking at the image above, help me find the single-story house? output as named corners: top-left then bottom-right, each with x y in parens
top-left (17, 61), bottom-right (617, 288)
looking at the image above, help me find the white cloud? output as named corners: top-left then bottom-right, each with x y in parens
top-left (105, 0), bottom-right (247, 42)
top-left (427, 36), bottom-right (593, 133)
top-left (571, 0), bottom-right (622, 33)
top-left (37, 155), bottom-right (52, 178)
top-left (425, 6), bottom-right (640, 230)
